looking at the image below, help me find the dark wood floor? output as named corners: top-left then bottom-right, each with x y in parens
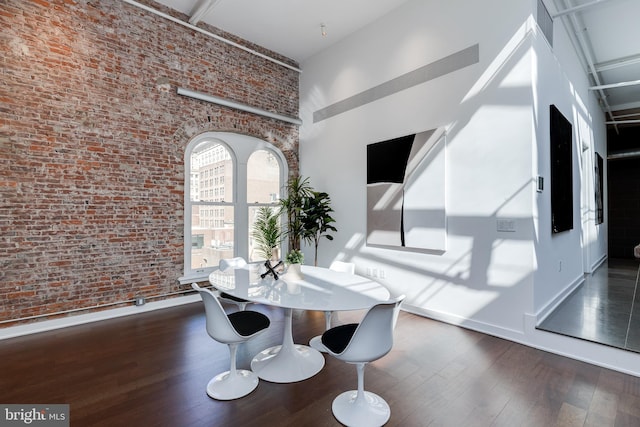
top-left (2, 297), bottom-right (640, 426)
top-left (538, 258), bottom-right (640, 353)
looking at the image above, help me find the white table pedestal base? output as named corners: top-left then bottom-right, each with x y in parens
top-left (251, 308), bottom-right (325, 383)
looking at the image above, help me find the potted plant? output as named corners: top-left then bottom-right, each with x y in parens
top-left (279, 175), bottom-right (338, 267)
top-left (279, 176), bottom-right (313, 252)
top-left (285, 249), bottom-right (304, 264)
top-left (301, 191), bottom-right (337, 266)
top-left (251, 206), bottom-right (282, 262)
top-left (285, 249), bottom-right (304, 280)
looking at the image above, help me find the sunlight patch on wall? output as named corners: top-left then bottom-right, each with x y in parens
top-left (463, 18), bottom-right (535, 103)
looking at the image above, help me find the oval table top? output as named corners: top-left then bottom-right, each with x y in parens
top-left (209, 264), bottom-right (390, 312)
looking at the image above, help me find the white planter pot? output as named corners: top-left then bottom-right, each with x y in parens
top-left (286, 263), bottom-right (303, 281)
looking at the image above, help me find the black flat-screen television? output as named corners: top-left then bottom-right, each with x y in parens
top-left (550, 104), bottom-right (573, 233)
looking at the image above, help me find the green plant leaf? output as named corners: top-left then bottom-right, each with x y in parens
top-left (250, 206), bottom-right (282, 260)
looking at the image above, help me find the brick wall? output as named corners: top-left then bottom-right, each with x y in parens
top-left (0, 0), bottom-right (299, 325)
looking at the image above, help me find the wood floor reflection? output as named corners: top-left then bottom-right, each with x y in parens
top-left (538, 258), bottom-right (640, 352)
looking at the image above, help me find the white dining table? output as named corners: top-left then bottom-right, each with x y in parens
top-left (208, 264), bottom-right (390, 383)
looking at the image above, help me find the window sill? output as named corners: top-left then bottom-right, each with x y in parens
top-left (178, 273), bottom-right (210, 285)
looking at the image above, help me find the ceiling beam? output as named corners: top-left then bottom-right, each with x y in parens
top-left (611, 112), bottom-right (640, 119)
top-left (594, 53), bottom-right (640, 73)
top-left (551, 0), bottom-right (617, 18)
top-left (189, 0), bottom-right (221, 25)
top-left (605, 120), bottom-right (640, 125)
top-left (609, 100), bottom-right (640, 111)
top-left (551, 0), bottom-right (617, 127)
top-left (589, 79), bottom-right (640, 91)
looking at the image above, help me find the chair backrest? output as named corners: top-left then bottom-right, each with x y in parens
top-left (335, 295), bottom-right (405, 363)
top-left (192, 283), bottom-right (244, 344)
top-left (219, 257), bottom-right (247, 272)
top-left (329, 260), bottom-right (355, 275)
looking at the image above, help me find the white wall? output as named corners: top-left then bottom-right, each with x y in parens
top-left (301, 0), bottom-right (535, 332)
top-left (531, 4), bottom-right (608, 315)
top-left (300, 0), bottom-right (637, 376)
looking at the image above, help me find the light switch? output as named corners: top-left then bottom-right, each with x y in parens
top-left (497, 219), bottom-right (516, 232)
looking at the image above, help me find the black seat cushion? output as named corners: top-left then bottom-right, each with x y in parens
top-left (220, 292), bottom-right (249, 303)
top-left (322, 323), bottom-right (358, 354)
top-left (228, 311), bottom-right (270, 336)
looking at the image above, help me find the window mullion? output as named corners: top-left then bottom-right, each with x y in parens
top-left (235, 158), bottom-right (249, 260)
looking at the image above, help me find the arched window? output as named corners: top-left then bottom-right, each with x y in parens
top-left (180, 132), bottom-right (287, 283)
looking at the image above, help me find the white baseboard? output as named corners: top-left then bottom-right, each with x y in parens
top-left (401, 303), bottom-right (526, 342)
top-left (0, 294), bottom-right (202, 341)
top-left (591, 253), bottom-right (607, 272)
top-left (535, 273), bottom-right (584, 324)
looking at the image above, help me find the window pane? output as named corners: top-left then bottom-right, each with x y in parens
top-left (190, 142), bottom-right (233, 203)
top-left (190, 205), bottom-right (235, 269)
top-left (247, 149), bottom-right (280, 203)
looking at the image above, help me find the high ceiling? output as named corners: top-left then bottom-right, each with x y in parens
top-left (150, 0), bottom-right (640, 127)
top-left (548, 0), bottom-right (640, 130)
top-left (151, 0), bottom-right (411, 63)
